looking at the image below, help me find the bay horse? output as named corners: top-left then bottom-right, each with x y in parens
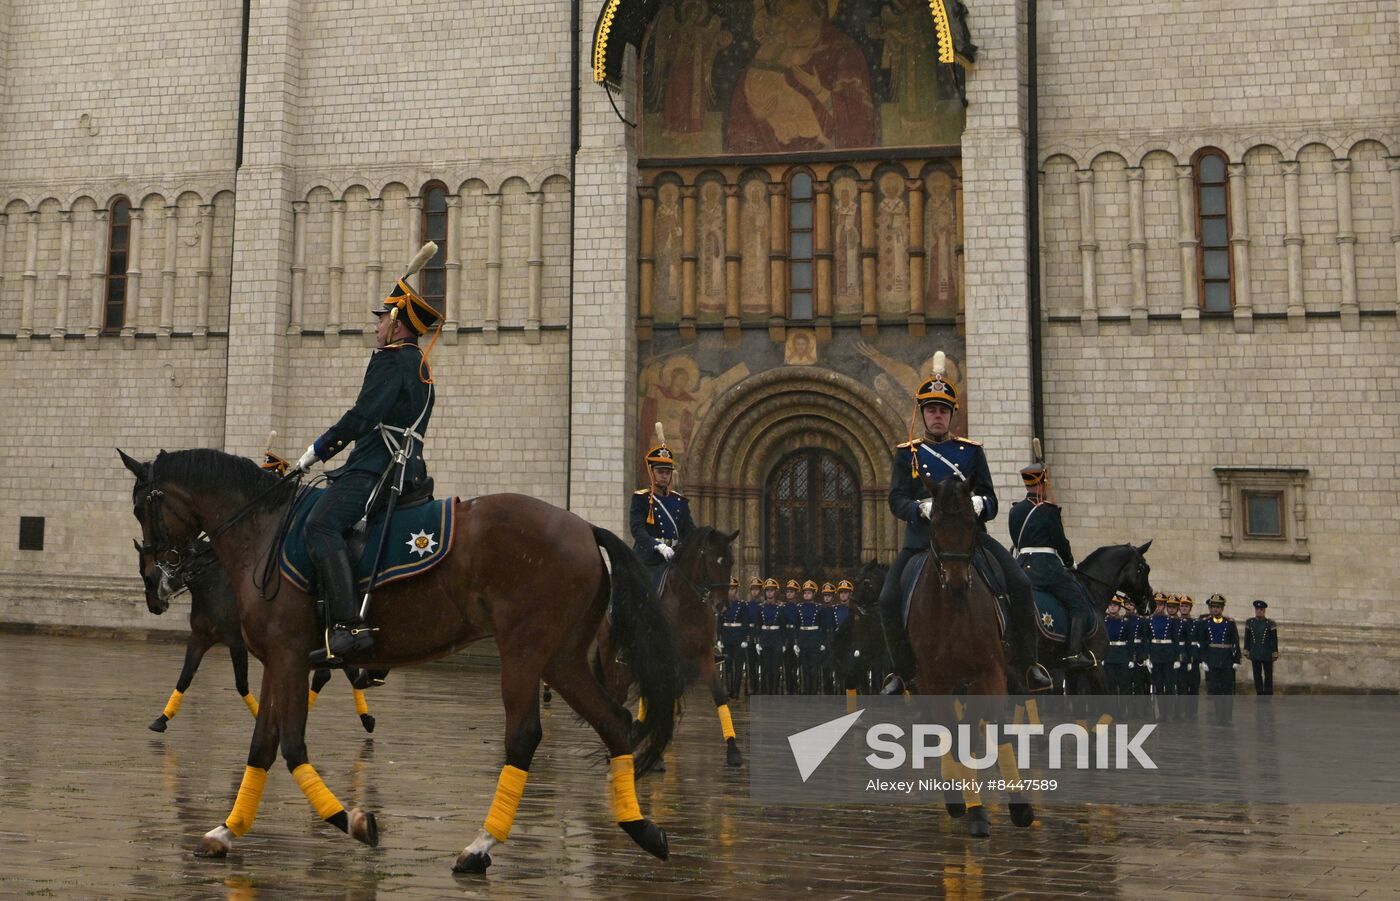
top-left (829, 560), bottom-right (890, 696)
top-left (908, 476), bottom-right (1036, 838)
top-left (133, 538), bottom-right (376, 734)
top-left (596, 526), bottom-right (740, 767)
top-left (120, 448), bottom-right (684, 874)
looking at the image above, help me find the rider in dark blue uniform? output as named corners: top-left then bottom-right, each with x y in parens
top-left (295, 243), bottom-right (441, 665)
top-left (1008, 460), bottom-right (1094, 669)
top-left (879, 354), bottom-right (1052, 693)
top-left (628, 423), bottom-right (695, 584)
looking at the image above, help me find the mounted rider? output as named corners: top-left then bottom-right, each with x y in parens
top-left (1007, 452), bottom-right (1095, 670)
top-left (878, 351), bottom-right (1053, 693)
top-left (294, 242), bottom-right (442, 666)
top-left (629, 422), bottom-right (695, 585)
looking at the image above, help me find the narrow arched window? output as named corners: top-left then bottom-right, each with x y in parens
top-left (1194, 149), bottom-right (1232, 313)
top-left (419, 182), bottom-right (448, 308)
top-left (104, 197), bottom-right (131, 335)
top-left (788, 171), bottom-right (814, 321)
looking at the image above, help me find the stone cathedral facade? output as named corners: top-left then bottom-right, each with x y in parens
top-left (0, 0), bottom-right (1395, 687)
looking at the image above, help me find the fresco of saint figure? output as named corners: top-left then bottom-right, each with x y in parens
top-left (724, 0), bottom-right (877, 153)
top-left (646, 0), bottom-right (733, 136)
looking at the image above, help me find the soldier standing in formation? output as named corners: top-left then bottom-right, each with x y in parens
top-left (1201, 594), bottom-right (1241, 723)
top-left (718, 577), bottom-right (748, 700)
top-left (794, 581), bottom-right (824, 694)
top-left (1176, 595), bottom-right (1202, 697)
top-left (743, 578), bottom-right (764, 695)
top-left (1244, 599), bottom-right (1279, 695)
top-left (1102, 596), bottom-right (1134, 695)
top-left (755, 579), bottom-right (785, 694)
top-left (1144, 593), bottom-right (1179, 717)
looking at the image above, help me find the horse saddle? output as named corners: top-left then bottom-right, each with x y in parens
top-left (279, 484), bottom-right (457, 594)
top-left (900, 547), bottom-right (1008, 637)
top-left (1030, 590), bottom-right (1103, 643)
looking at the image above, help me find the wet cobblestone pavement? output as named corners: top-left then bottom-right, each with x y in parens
top-left (2, 632), bottom-right (1398, 900)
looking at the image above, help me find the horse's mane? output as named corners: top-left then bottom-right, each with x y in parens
top-left (677, 525), bottom-right (718, 564)
top-left (1079, 543), bottom-right (1131, 571)
top-left (150, 448), bottom-right (294, 512)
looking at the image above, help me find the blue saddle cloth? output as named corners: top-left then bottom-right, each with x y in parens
top-left (1030, 590), bottom-right (1102, 642)
top-left (900, 549), bottom-right (1007, 635)
top-left (279, 487), bottom-right (456, 594)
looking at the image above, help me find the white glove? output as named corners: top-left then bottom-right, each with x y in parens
top-left (740, 641), bottom-right (748, 649)
top-left (1144, 660), bottom-right (1153, 672)
top-left (1127, 662), bottom-right (1134, 669)
top-left (820, 645), bottom-right (827, 652)
top-left (715, 641), bottom-right (723, 654)
top-left (972, 496), bottom-right (986, 516)
top-left (295, 444), bottom-right (318, 473)
top-left (1173, 661), bottom-right (1180, 670)
top-left (853, 650), bottom-right (861, 658)
top-left (918, 498), bottom-right (933, 519)
top-left (656, 543), bottom-right (675, 561)
top-left (1232, 663), bottom-right (1239, 670)
top-left (1200, 663), bottom-right (1209, 673)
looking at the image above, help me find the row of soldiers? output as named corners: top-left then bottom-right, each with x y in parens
top-left (717, 577), bottom-right (862, 697)
top-left (1104, 592), bottom-right (1280, 697)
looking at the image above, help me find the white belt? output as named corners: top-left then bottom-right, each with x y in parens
top-left (1017, 547), bottom-right (1058, 556)
top-left (1109, 641), bottom-right (1127, 646)
top-left (761, 625), bottom-right (781, 631)
top-left (1151, 639), bottom-right (1173, 644)
top-left (799, 626), bottom-right (820, 631)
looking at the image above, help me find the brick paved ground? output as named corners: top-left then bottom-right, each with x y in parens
top-left (1, 632), bottom-right (1397, 900)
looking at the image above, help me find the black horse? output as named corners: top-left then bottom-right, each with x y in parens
top-left (134, 538), bottom-right (376, 734)
top-left (829, 560), bottom-right (891, 695)
top-left (1035, 541), bottom-right (1154, 695)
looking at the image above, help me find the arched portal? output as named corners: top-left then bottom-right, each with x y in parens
top-left (765, 448), bottom-right (861, 583)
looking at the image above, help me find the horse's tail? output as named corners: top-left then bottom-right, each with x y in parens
top-left (591, 526), bottom-right (685, 775)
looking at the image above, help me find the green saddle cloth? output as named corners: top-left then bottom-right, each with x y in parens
top-left (279, 486), bottom-right (456, 594)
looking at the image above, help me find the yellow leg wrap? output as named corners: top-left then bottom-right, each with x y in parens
top-left (636, 698), bottom-right (646, 723)
top-left (1025, 698), bottom-right (1042, 726)
top-left (224, 766), bottom-right (268, 837)
top-left (292, 763), bottom-right (346, 821)
top-left (353, 689), bottom-right (369, 716)
top-left (162, 689), bottom-right (184, 720)
top-left (307, 689), bottom-right (319, 710)
top-left (997, 741), bottom-right (1022, 784)
top-left (608, 755), bottom-right (644, 823)
top-left (482, 765), bottom-right (529, 842)
top-left (1097, 712), bottom-right (1114, 729)
top-left (242, 694), bottom-right (259, 718)
top-left (716, 704), bottom-right (736, 741)
top-left (845, 687), bottom-right (857, 699)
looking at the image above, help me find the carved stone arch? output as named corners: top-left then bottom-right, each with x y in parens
top-left (686, 368), bottom-right (905, 573)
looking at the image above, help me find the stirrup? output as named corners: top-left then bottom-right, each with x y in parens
top-left (309, 623), bottom-right (377, 666)
top-left (1025, 663), bottom-right (1054, 691)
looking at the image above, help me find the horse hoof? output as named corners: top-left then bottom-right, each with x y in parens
top-left (1009, 802), bottom-right (1035, 828)
top-left (620, 818), bottom-right (669, 860)
top-left (966, 806), bottom-right (991, 838)
top-left (148, 716), bottom-right (168, 733)
top-left (542, 688), bottom-right (552, 704)
top-left (194, 827), bottom-right (231, 858)
top-left (360, 714), bottom-right (376, 734)
top-left (945, 802), bottom-right (966, 819)
top-left (452, 850), bottom-right (491, 874)
top-left (348, 808), bottom-right (379, 848)
top-left (725, 738), bottom-right (743, 767)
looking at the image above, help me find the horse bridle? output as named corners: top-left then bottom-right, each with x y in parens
top-left (1075, 545), bottom-right (1150, 608)
top-left (927, 526), bottom-right (974, 592)
top-left (669, 537), bottom-right (731, 607)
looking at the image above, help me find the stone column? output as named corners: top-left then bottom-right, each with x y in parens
top-left (123, 208), bottom-right (143, 346)
top-left (767, 181), bottom-right (787, 341)
top-left (570, 24), bottom-right (638, 531)
top-left (158, 203), bottom-right (178, 346)
top-left (1227, 162), bottom-right (1253, 333)
top-left (527, 190), bottom-right (544, 343)
top-left (53, 210), bottom-right (73, 349)
top-left (366, 197), bottom-right (383, 315)
top-left (1176, 165), bottom-right (1201, 334)
top-left (858, 179), bottom-right (877, 336)
top-left (443, 194), bottom-right (462, 344)
top-left (637, 186), bottom-right (655, 339)
top-left (87, 209), bottom-right (106, 344)
top-left (327, 198), bottom-right (345, 346)
top-left (484, 193), bottom-right (502, 344)
top-left (680, 184), bottom-right (697, 338)
top-left (288, 200), bottom-right (307, 339)
top-left (723, 183), bottom-right (741, 338)
top-left (905, 175), bottom-right (925, 336)
top-left (195, 203), bottom-right (214, 348)
top-left (1389, 157), bottom-right (1400, 315)
top-left (1126, 167), bottom-right (1148, 334)
top-left (959, 0), bottom-right (1033, 501)
top-left (224, 0), bottom-right (303, 455)
top-left (18, 210), bottom-right (38, 348)
top-left (813, 181), bottom-right (832, 339)
top-left (1075, 169), bottom-right (1098, 335)
top-left (1333, 158), bottom-right (1359, 331)
top-left (1282, 160), bottom-right (1305, 330)
top-left (405, 195), bottom-right (423, 263)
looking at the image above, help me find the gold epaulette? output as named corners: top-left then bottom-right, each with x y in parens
top-left (896, 438), bottom-right (923, 449)
top-left (672, 492), bottom-right (687, 500)
top-left (634, 488), bottom-right (650, 495)
top-left (951, 435), bottom-right (982, 446)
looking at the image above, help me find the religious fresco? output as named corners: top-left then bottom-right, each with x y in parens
top-left (636, 329), bottom-right (968, 483)
top-left (640, 0), bottom-right (966, 158)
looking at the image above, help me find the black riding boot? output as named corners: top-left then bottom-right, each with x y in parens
top-left (1062, 613), bottom-right (1093, 670)
top-left (308, 547), bottom-right (374, 665)
top-left (877, 559), bottom-right (918, 694)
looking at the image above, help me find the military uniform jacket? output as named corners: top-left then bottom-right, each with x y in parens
top-left (1175, 618), bottom-right (1200, 666)
top-left (1145, 613), bottom-right (1179, 665)
top-left (314, 341), bottom-right (434, 477)
top-left (1244, 617), bottom-right (1278, 662)
top-left (1008, 498), bottom-right (1073, 567)
top-left (1201, 616), bottom-right (1242, 667)
top-left (629, 489), bottom-right (695, 565)
top-left (1104, 616), bottom-right (1134, 665)
top-left (888, 436), bottom-right (997, 550)
top-left (1124, 614), bottom-right (1152, 664)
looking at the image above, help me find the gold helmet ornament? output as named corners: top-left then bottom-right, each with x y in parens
top-left (373, 241), bottom-right (443, 383)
